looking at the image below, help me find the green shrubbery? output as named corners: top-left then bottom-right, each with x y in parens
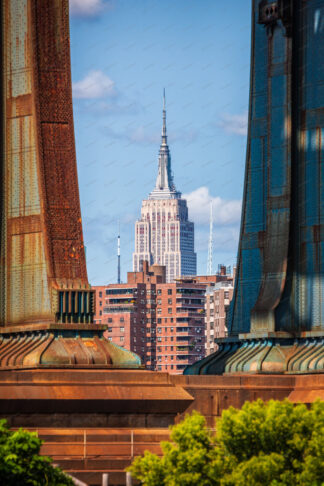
top-left (0, 419), bottom-right (73, 485)
top-left (128, 399), bottom-right (324, 486)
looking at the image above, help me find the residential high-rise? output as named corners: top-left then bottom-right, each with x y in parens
top-left (204, 281), bottom-right (234, 355)
top-left (133, 91), bottom-right (196, 282)
top-left (93, 262), bottom-right (206, 373)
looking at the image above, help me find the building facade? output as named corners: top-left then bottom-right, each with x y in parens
top-left (153, 281), bottom-right (206, 373)
top-left (93, 263), bottom-right (165, 365)
top-left (133, 93), bottom-right (196, 282)
top-left (94, 262), bottom-right (206, 373)
top-left (205, 281), bottom-right (234, 356)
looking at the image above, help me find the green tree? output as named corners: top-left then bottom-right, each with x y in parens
top-left (0, 419), bottom-right (74, 486)
top-left (128, 399), bottom-right (324, 486)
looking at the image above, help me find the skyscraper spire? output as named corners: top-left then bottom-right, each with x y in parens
top-left (149, 90), bottom-right (180, 200)
top-left (162, 88), bottom-right (167, 143)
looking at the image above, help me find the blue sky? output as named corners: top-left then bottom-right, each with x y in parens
top-left (69, 0), bottom-right (252, 285)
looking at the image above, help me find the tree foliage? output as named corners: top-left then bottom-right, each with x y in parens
top-left (128, 399), bottom-right (324, 486)
top-left (0, 419), bottom-right (74, 485)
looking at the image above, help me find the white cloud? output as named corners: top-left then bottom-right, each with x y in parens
top-left (183, 186), bottom-right (242, 225)
top-left (73, 71), bottom-right (115, 99)
top-left (219, 112), bottom-right (248, 136)
top-left (70, 0), bottom-right (108, 17)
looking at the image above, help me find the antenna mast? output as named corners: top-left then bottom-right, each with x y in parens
top-left (117, 221), bottom-right (121, 284)
top-left (207, 201), bottom-right (213, 275)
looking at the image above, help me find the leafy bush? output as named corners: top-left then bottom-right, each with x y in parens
top-left (0, 419), bottom-right (74, 485)
top-left (128, 399), bottom-right (324, 486)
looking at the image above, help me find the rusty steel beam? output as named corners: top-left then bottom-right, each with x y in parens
top-left (0, 1), bottom-right (142, 368)
top-left (186, 0), bottom-right (324, 375)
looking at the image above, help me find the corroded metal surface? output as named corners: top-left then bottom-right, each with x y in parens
top-left (0, 0), bottom-right (141, 369)
top-left (187, 0), bottom-right (324, 375)
top-left (185, 337), bottom-right (324, 375)
top-left (0, 0), bottom-right (89, 327)
top-left (0, 326), bottom-right (142, 368)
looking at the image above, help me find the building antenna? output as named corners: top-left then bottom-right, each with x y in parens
top-left (117, 220), bottom-right (121, 284)
top-left (207, 201), bottom-right (213, 275)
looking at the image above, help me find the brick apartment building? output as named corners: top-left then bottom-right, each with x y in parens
top-left (205, 280), bottom-right (234, 356)
top-left (93, 263), bottom-right (235, 373)
top-left (93, 262), bottom-right (207, 373)
top-left (93, 262), bottom-right (165, 365)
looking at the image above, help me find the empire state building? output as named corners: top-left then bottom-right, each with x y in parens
top-left (133, 92), bottom-right (196, 282)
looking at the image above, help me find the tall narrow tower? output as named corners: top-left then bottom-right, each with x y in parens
top-left (207, 202), bottom-right (213, 276)
top-left (0, 0), bottom-right (140, 369)
top-left (117, 222), bottom-right (121, 284)
top-left (133, 91), bottom-right (196, 282)
top-left (186, 0), bottom-right (324, 375)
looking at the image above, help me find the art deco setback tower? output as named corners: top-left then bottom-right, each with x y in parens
top-left (133, 92), bottom-right (196, 282)
top-left (186, 0), bottom-right (324, 375)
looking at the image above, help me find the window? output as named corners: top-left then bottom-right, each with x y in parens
top-left (99, 291), bottom-right (102, 298)
top-left (134, 337), bottom-right (136, 342)
top-left (157, 318), bottom-right (162, 323)
top-left (171, 346), bottom-right (173, 351)
top-left (108, 317), bottom-right (112, 323)
top-left (157, 289), bottom-right (162, 295)
top-left (171, 327), bottom-right (174, 332)
top-left (120, 336), bottom-right (124, 342)
top-left (168, 289), bottom-right (172, 295)
top-left (157, 299), bottom-right (162, 305)
top-left (170, 318), bottom-right (173, 323)
top-left (168, 308), bottom-right (172, 314)
top-left (120, 317), bottom-right (124, 323)
top-left (157, 337), bottom-right (162, 342)
top-left (120, 327), bottom-right (124, 333)
top-left (168, 299), bottom-right (172, 305)
top-left (108, 327), bottom-right (112, 333)
top-left (99, 300), bottom-right (102, 306)
top-left (157, 308), bottom-right (161, 314)
top-left (99, 310), bottom-right (102, 316)
top-left (157, 327), bottom-right (162, 333)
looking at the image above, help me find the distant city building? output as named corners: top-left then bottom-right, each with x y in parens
top-left (205, 281), bottom-right (234, 356)
top-left (94, 262), bottom-right (207, 374)
top-left (93, 263), bottom-right (236, 373)
top-left (133, 92), bottom-right (196, 282)
top-left (93, 262), bottom-right (165, 365)
top-left (153, 279), bottom-right (206, 374)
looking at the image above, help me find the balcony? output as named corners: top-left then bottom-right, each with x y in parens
top-left (103, 306), bottom-right (136, 314)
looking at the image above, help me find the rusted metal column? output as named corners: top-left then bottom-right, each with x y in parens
top-left (185, 0), bottom-right (324, 375)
